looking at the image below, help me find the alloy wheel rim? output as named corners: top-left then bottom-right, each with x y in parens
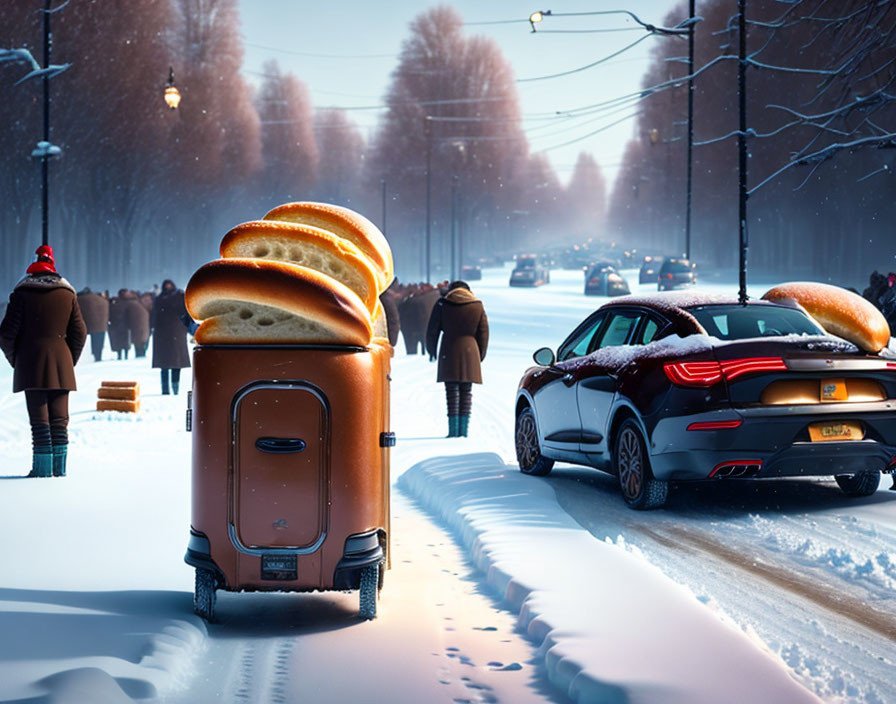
top-left (516, 412), bottom-right (539, 469)
top-left (618, 427), bottom-right (643, 499)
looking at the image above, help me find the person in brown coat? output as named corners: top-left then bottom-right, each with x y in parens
top-left (125, 291), bottom-right (150, 358)
top-left (108, 290), bottom-right (131, 359)
top-left (151, 279), bottom-right (191, 394)
top-left (0, 245), bottom-right (87, 477)
top-left (77, 287), bottom-right (110, 362)
top-left (425, 280), bottom-right (489, 437)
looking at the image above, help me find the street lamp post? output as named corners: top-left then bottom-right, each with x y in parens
top-left (381, 178), bottom-right (387, 237)
top-left (451, 175), bottom-right (458, 281)
top-left (686, 0), bottom-right (696, 261)
top-left (424, 115), bottom-right (433, 282)
top-left (164, 67), bottom-right (181, 110)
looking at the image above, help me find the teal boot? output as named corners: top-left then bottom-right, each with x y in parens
top-left (52, 444), bottom-right (68, 477)
top-left (447, 415), bottom-right (459, 438)
top-left (458, 415), bottom-right (470, 437)
top-left (30, 448), bottom-right (53, 478)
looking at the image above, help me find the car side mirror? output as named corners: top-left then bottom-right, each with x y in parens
top-left (533, 347), bottom-right (555, 367)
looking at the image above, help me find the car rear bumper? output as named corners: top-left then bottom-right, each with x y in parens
top-left (650, 404), bottom-right (896, 480)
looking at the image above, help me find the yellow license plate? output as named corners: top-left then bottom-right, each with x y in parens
top-left (808, 421), bottom-right (864, 442)
top-left (820, 378), bottom-right (848, 402)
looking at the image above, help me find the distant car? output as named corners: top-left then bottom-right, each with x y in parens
top-left (658, 257), bottom-right (696, 290)
top-left (510, 255), bottom-right (550, 287)
top-left (639, 256), bottom-right (663, 284)
top-left (584, 263), bottom-right (631, 297)
top-left (514, 293), bottom-right (896, 509)
top-left (461, 264), bottom-right (482, 281)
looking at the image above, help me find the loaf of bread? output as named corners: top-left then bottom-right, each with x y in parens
top-left (97, 386), bottom-right (139, 401)
top-left (219, 220), bottom-right (379, 313)
top-left (97, 399), bottom-right (140, 413)
top-left (186, 258), bottom-right (373, 347)
top-left (263, 202), bottom-right (393, 290)
top-left (762, 282), bottom-right (891, 353)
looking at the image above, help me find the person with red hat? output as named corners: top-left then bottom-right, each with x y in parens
top-left (0, 245), bottom-right (87, 477)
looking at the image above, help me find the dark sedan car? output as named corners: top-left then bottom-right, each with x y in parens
top-left (584, 263), bottom-right (630, 297)
top-left (515, 293), bottom-right (896, 509)
top-left (658, 257), bottom-right (696, 290)
top-left (510, 254), bottom-right (550, 287)
top-left (639, 256), bottom-right (662, 284)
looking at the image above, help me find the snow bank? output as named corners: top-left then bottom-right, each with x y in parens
top-left (399, 453), bottom-right (819, 704)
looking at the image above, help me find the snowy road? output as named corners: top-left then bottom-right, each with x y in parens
top-left (0, 264), bottom-right (893, 703)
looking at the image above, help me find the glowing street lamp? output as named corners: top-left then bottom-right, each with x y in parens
top-left (529, 9), bottom-right (550, 32)
top-left (164, 67), bottom-right (181, 110)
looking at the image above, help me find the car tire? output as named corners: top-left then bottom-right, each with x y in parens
top-left (614, 419), bottom-right (667, 510)
top-left (834, 471), bottom-right (880, 497)
top-left (194, 568), bottom-right (217, 622)
top-left (515, 406), bottom-right (554, 476)
top-left (359, 562), bottom-right (380, 620)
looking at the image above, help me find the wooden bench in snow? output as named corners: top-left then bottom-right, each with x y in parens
top-left (96, 381), bottom-right (141, 413)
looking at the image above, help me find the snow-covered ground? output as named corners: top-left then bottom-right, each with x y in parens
top-left (0, 264), bottom-right (893, 703)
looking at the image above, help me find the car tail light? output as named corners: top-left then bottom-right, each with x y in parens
top-left (687, 420), bottom-right (743, 431)
top-left (719, 357), bottom-right (787, 381)
top-left (666, 273), bottom-right (674, 280)
top-left (665, 357), bottom-right (788, 388)
top-left (664, 361), bottom-right (723, 387)
top-left (589, 278), bottom-right (600, 285)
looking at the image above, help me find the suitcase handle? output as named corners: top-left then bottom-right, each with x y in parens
top-left (255, 437), bottom-right (307, 454)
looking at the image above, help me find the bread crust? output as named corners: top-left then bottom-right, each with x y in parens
top-left (186, 258), bottom-right (373, 346)
top-left (263, 202), bottom-right (393, 288)
top-left (762, 282), bottom-right (891, 353)
top-left (219, 220), bottom-right (379, 311)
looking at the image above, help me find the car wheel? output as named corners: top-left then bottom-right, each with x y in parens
top-left (614, 419), bottom-right (667, 510)
top-left (834, 471), bottom-right (880, 497)
top-left (515, 406), bottom-right (554, 476)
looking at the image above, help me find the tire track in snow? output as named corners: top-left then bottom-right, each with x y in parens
top-left (636, 524), bottom-right (896, 643)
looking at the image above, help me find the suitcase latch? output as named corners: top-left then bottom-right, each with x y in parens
top-left (380, 431), bottom-right (396, 448)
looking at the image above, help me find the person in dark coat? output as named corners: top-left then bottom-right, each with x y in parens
top-left (380, 282), bottom-right (401, 348)
top-left (0, 245), bottom-right (86, 477)
top-left (425, 280), bottom-right (489, 438)
top-left (151, 279), bottom-right (191, 394)
top-left (400, 285), bottom-right (441, 355)
top-left (77, 287), bottom-right (110, 362)
top-left (126, 291), bottom-right (150, 358)
top-left (108, 290), bottom-right (131, 359)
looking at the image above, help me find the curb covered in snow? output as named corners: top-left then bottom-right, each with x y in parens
top-left (399, 452), bottom-right (821, 704)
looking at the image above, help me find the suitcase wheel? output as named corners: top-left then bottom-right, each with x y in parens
top-left (359, 563), bottom-right (381, 620)
top-left (194, 568), bottom-right (217, 622)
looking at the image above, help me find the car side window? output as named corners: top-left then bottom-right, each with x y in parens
top-left (559, 313), bottom-right (606, 361)
top-left (632, 316), bottom-right (663, 345)
top-left (594, 311), bottom-right (640, 350)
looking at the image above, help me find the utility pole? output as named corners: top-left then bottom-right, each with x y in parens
top-left (41, 0), bottom-right (51, 247)
top-left (424, 115), bottom-right (433, 283)
top-left (737, 0), bottom-right (748, 304)
top-left (450, 175), bottom-right (458, 281)
top-left (685, 0), bottom-right (695, 261)
top-left (380, 178), bottom-right (387, 237)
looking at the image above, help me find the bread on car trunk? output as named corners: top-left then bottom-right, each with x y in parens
top-left (762, 281), bottom-right (891, 353)
top-left (186, 258), bottom-right (373, 347)
top-left (263, 202), bottom-right (393, 290)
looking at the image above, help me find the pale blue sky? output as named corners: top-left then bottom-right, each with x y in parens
top-left (237, 1), bottom-right (685, 186)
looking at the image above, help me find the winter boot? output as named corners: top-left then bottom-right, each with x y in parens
top-left (52, 444), bottom-right (68, 477)
top-left (172, 369), bottom-right (181, 395)
top-left (447, 415), bottom-right (459, 438)
top-left (28, 423), bottom-right (52, 477)
top-left (161, 369), bottom-right (170, 395)
top-left (458, 415), bottom-right (470, 437)
top-left (30, 448), bottom-right (53, 478)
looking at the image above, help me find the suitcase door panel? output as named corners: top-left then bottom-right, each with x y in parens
top-left (233, 384), bottom-right (328, 549)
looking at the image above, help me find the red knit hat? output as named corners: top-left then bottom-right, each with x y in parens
top-left (26, 244), bottom-right (57, 275)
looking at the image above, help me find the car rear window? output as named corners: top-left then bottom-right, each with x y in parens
top-left (688, 304), bottom-right (825, 340)
top-left (662, 260), bottom-right (691, 273)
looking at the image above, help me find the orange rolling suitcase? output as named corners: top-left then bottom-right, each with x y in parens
top-left (184, 341), bottom-right (393, 620)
